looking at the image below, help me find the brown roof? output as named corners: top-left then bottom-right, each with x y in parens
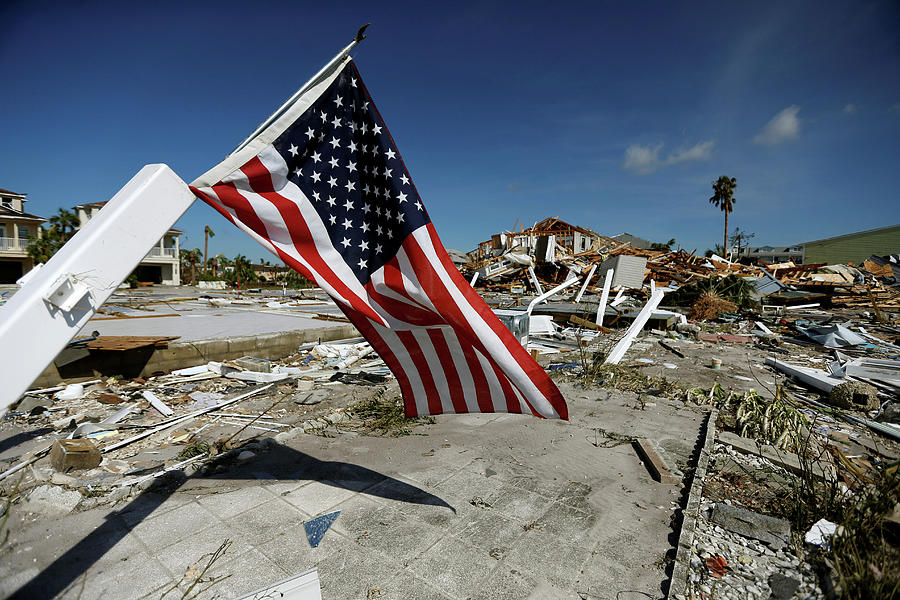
top-left (0, 205), bottom-right (46, 221)
top-left (0, 188), bottom-right (25, 197)
top-left (524, 217), bottom-right (598, 237)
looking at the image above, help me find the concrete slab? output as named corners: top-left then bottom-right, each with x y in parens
top-left (2, 381), bottom-right (706, 599)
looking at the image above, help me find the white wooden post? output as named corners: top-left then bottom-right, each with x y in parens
top-left (595, 268), bottom-right (613, 326)
top-left (0, 165), bottom-right (196, 411)
top-left (574, 264), bottom-right (596, 303)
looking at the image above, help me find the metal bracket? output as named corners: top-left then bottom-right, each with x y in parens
top-left (43, 275), bottom-right (91, 312)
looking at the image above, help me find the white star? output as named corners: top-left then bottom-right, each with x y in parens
top-left (326, 196), bottom-right (336, 207)
top-left (346, 161), bottom-right (357, 173)
top-left (361, 122), bottom-right (368, 134)
top-left (319, 110), bottom-right (328, 121)
top-left (343, 198), bottom-right (354, 211)
top-left (397, 192), bottom-right (407, 203)
top-left (382, 187), bottom-right (390, 198)
top-left (376, 225), bottom-right (383, 235)
top-left (363, 101), bottom-right (369, 111)
top-left (400, 174), bottom-right (410, 185)
top-left (329, 214), bottom-right (337, 225)
top-left (357, 258), bottom-right (367, 270)
top-left (385, 229), bottom-right (393, 239)
top-left (397, 212), bottom-right (405, 223)
top-left (360, 239), bottom-right (369, 250)
top-left (363, 203), bottom-right (371, 213)
top-left (293, 166), bottom-right (302, 178)
top-left (311, 171), bottom-right (321, 183)
top-left (318, 131), bottom-right (326, 141)
top-left (383, 168), bottom-right (392, 179)
top-left (311, 151), bottom-right (321, 163)
top-left (340, 237), bottom-right (351, 248)
top-left (329, 137), bottom-right (341, 149)
top-left (415, 200), bottom-right (423, 211)
top-left (328, 176), bottom-right (338, 188)
top-left (363, 184), bottom-right (371, 194)
top-left (351, 77), bottom-right (357, 88)
top-left (376, 206), bottom-right (383, 216)
top-left (334, 96), bottom-right (343, 108)
top-left (350, 122), bottom-right (358, 133)
top-left (328, 156), bottom-right (339, 169)
top-left (311, 191), bottom-right (320, 201)
top-left (373, 124), bottom-right (382, 135)
top-left (385, 148), bottom-right (396, 159)
top-left (375, 243), bottom-right (383, 254)
top-left (345, 181), bottom-right (356, 192)
top-left (361, 222), bottom-right (370, 233)
top-left (331, 116), bottom-right (342, 128)
top-left (348, 141), bottom-right (357, 152)
top-left (288, 143), bottom-right (299, 156)
top-left (305, 127), bottom-right (315, 139)
top-left (342, 218), bottom-right (353, 230)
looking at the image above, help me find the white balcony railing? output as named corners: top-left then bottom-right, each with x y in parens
top-left (144, 247), bottom-right (178, 258)
top-left (0, 237), bottom-right (29, 251)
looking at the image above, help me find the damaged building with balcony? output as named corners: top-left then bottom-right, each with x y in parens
top-left (0, 188), bottom-right (46, 284)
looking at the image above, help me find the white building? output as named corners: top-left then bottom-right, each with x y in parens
top-left (739, 244), bottom-right (805, 264)
top-left (0, 188), bottom-right (45, 284)
top-left (74, 201), bottom-right (182, 285)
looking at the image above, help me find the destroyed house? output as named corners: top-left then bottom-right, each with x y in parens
top-left (0, 187), bottom-right (46, 283)
top-left (611, 232), bottom-right (653, 250)
top-left (519, 217), bottom-right (601, 254)
top-left (74, 201), bottom-right (183, 285)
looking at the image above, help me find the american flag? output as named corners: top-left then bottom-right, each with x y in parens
top-left (190, 58), bottom-right (567, 419)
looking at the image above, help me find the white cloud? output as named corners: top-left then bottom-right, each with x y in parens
top-left (843, 103), bottom-right (858, 114)
top-left (753, 105), bottom-right (801, 145)
top-left (623, 143), bottom-right (663, 174)
top-left (623, 140), bottom-right (714, 174)
top-left (667, 140), bottom-right (716, 165)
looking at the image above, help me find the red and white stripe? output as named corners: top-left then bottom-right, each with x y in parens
top-left (191, 148), bottom-right (567, 421)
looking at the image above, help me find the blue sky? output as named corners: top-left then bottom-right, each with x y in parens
top-left (2, 1), bottom-right (898, 263)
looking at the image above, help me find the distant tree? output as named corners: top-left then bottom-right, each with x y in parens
top-left (224, 254), bottom-right (257, 289)
top-left (179, 248), bottom-right (202, 285)
top-left (709, 175), bottom-right (737, 258)
top-left (282, 268), bottom-right (313, 289)
top-left (704, 244), bottom-right (726, 258)
top-left (27, 208), bottom-right (80, 263)
top-left (728, 227), bottom-right (755, 258)
top-left (650, 238), bottom-right (677, 251)
top-left (203, 226), bottom-right (215, 273)
top-left (209, 253), bottom-right (227, 277)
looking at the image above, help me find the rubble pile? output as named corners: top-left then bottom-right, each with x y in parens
top-left (0, 339), bottom-right (395, 514)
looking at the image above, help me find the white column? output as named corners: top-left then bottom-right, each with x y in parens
top-left (595, 269), bottom-right (613, 326)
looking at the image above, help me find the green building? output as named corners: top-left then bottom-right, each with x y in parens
top-left (803, 224), bottom-right (900, 265)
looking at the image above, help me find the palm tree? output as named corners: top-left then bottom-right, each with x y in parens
top-left (709, 175), bottom-right (737, 258)
top-left (211, 253), bottom-right (227, 277)
top-left (179, 248), bottom-right (202, 285)
top-left (27, 208), bottom-right (81, 263)
top-left (203, 226), bottom-right (215, 273)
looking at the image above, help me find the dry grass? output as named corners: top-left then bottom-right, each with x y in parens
top-left (343, 391), bottom-right (435, 436)
top-left (689, 291), bottom-right (737, 321)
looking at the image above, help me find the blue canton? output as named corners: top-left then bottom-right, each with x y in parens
top-left (273, 63), bottom-right (430, 286)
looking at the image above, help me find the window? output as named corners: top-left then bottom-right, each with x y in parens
top-left (18, 226), bottom-right (30, 239)
top-left (0, 198), bottom-right (11, 209)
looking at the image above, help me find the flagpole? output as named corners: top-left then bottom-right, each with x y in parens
top-left (230, 24), bottom-right (370, 155)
